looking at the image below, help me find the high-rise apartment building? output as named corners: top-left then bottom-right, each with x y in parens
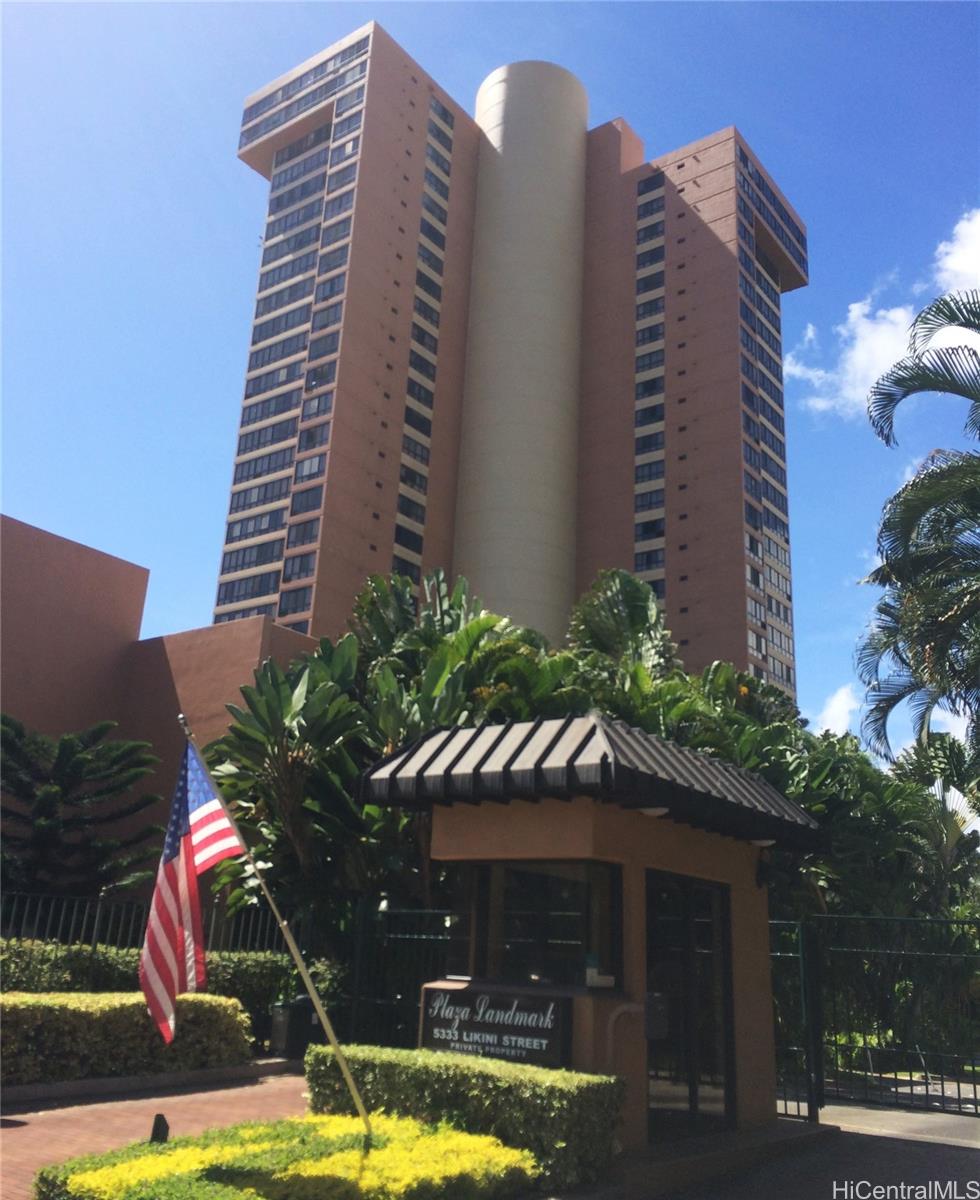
top-left (215, 22), bottom-right (808, 692)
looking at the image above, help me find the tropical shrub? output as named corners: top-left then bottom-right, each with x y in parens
top-left (305, 1043), bottom-right (624, 1188)
top-left (33, 1112), bottom-right (539, 1200)
top-left (0, 940), bottom-right (346, 1040)
top-left (1, 716), bottom-right (160, 895)
top-left (1, 992), bottom-right (250, 1086)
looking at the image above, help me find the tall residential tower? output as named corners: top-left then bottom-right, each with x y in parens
top-left (214, 22), bottom-right (807, 692)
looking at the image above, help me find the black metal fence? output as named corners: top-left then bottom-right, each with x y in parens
top-left (5, 892), bottom-right (977, 1121)
top-left (1, 890), bottom-right (296, 954)
top-left (772, 915), bottom-right (979, 1120)
top-left (348, 907), bottom-right (461, 1046)
top-left (818, 916), bottom-right (978, 1116)
top-left (770, 920), bottom-right (821, 1120)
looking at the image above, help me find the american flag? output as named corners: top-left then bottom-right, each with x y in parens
top-left (139, 740), bottom-right (245, 1043)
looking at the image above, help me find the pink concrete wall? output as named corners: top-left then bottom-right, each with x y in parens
top-left (577, 120), bottom-right (648, 597)
top-left (0, 516), bottom-right (148, 735)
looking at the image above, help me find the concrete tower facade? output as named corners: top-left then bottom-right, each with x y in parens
top-left (453, 63), bottom-right (587, 640)
top-left (215, 22), bottom-right (807, 693)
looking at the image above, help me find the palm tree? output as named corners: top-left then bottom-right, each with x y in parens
top-left (1, 716), bottom-right (160, 895)
top-left (860, 289), bottom-right (980, 755)
top-left (892, 733), bottom-right (980, 915)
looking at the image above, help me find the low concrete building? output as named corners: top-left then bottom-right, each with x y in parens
top-left (1, 515), bottom-right (315, 817)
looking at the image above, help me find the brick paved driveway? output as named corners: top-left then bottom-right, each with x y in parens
top-left (0, 1074), bottom-right (308, 1200)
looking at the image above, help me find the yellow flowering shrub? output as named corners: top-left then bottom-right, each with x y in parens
top-left (34, 1113), bottom-right (539, 1200)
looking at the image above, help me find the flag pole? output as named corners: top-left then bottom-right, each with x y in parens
top-left (177, 713), bottom-right (373, 1142)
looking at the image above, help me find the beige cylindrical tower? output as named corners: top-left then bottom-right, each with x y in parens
top-left (452, 62), bottom-right (588, 643)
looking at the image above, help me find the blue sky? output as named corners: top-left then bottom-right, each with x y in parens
top-left (3, 2), bottom-right (978, 750)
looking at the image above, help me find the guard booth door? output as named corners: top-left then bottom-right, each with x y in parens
top-left (646, 870), bottom-right (736, 1140)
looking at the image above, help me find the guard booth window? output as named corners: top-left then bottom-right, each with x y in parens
top-left (460, 861), bottom-right (622, 989)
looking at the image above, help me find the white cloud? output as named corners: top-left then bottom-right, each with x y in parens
top-left (933, 208), bottom-right (980, 293)
top-left (788, 209), bottom-right (980, 421)
top-left (930, 709), bottom-right (971, 742)
top-left (788, 298), bottom-right (914, 419)
top-left (815, 683), bottom-right (861, 735)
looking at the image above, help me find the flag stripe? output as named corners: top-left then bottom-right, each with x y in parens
top-left (140, 740), bottom-right (245, 1044)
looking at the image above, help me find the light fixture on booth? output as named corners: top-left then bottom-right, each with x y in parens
top-left (639, 807), bottom-right (669, 817)
top-left (754, 839), bottom-right (776, 887)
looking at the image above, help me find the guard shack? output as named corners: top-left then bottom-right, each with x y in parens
top-left (362, 713), bottom-right (819, 1148)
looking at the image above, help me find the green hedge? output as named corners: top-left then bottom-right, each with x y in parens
top-left (2, 992), bottom-right (251, 1086)
top-left (0, 939), bottom-right (345, 1037)
top-left (34, 1112), bottom-right (539, 1200)
top-left (305, 1044), bottom-right (624, 1189)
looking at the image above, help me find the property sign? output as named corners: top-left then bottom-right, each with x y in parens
top-left (419, 981), bottom-right (572, 1068)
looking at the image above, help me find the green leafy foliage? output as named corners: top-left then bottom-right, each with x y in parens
top-left (305, 1043), bottom-right (625, 1189)
top-left (201, 563), bottom-right (980, 940)
top-left (34, 1112), bottom-right (538, 1200)
top-left (1, 992), bottom-right (251, 1086)
top-left (0, 940), bottom-right (346, 1039)
top-left (0, 715), bottom-right (160, 895)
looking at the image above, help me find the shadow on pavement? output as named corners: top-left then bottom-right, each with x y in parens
top-left (661, 1131), bottom-right (979, 1200)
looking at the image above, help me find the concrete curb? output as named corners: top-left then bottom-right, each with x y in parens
top-left (1, 1057), bottom-right (304, 1112)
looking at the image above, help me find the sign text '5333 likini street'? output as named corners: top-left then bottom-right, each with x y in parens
top-left (419, 982), bottom-right (572, 1068)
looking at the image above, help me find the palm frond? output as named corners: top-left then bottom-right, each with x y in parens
top-left (908, 290), bottom-right (980, 355)
top-left (868, 346), bottom-right (980, 446)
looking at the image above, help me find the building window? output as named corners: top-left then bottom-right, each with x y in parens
top-left (635, 377), bottom-right (665, 401)
top-left (216, 570), bottom-right (281, 606)
top-left (221, 539), bottom-right (285, 575)
top-left (291, 485), bottom-right (323, 515)
top-left (636, 297), bottom-right (665, 320)
top-left (637, 171), bottom-right (665, 196)
top-left (283, 552), bottom-right (316, 582)
top-left (230, 476), bottom-right (291, 513)
top-left (635, 489), bottom-right (664, 511)
top-left (409, 349), bottom-right (437, 381)
top-left (416, 270), bottom-right (443, 301)
top-left (411, 322), bottom-right (438, 354)
top-left (294, 454), bottom-right (326, 483)
top-left (417, 243), bottom-right (443, 276)
top-left (468, 861), bottom-right (622, 989)
top-left (635, 518), bottom-right (665, 541)
top-left (298, 422), bottom-right (330, 451)
top-left (400, 463), bottom-right (428, 494)
top-left (397, 494), bottom-right (426, 523)
top-left (636, 246), bottom-right (665, 270)
top-left (635, 549), bottom-right (665, 572)
top-left (419, 217), bottom-right (446, 251)
top-left (403, 435), bottom-right (430, 465)
top-left (635, 349), bottom-right (665, 373)
top-left (302, 392), bottom-right (333, 420)
top-left (288, 518), bottom-right (319, 548)
top-left (635, 404), bottom-right (664, 427)
top-left (636, 323), bottom-right (664, 346)
top-left (636, 271), bottom-right (665, 295)
top-left (635, 459), bottom-right (665, 484)
top-left (407, 378), bottom-right (434, 409)
top-left (392, 554), bottom-right (421, 584)
top-left (233, 447), bottom-right (294, 484)
top-left (394, 524), bottom-right (424, 554)
top-left (278, 587), bottom-right (312, 616)
top-left (404, 406), bottom-right (432, 438)
top-left (424, 168), bottom-right (450, 201)
top-left (226, 507), bottom-right (287, 544)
